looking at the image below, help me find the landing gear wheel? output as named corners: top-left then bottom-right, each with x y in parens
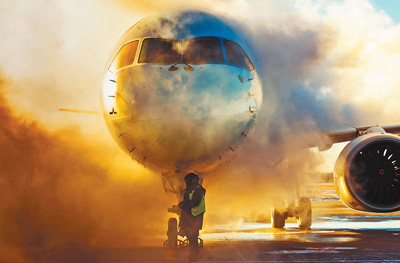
top-left (271, 208), bottom-right (285, 228)
top-left (297, 197), bottom-right (312, 229)
top-left (271, 198), bottom-right (286, 228)
top-left (167, 218), bottom-right (178, 247)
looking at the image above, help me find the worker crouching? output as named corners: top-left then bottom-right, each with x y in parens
top-left (179, 172), bottom-right (206, 261)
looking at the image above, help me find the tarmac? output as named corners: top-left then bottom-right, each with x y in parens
top-left (42, 196), bottom-right (400, 262)
top-left (34, 183), bottom-right (400, 262)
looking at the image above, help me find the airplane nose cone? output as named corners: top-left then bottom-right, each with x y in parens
top-left (103, 63), bottom-right (261, 171)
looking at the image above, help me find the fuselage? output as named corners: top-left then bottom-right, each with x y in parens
top-left (101, 11), bottom-right (262, 173)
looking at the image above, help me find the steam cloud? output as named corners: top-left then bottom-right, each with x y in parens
top-left (1, 0), bottom-right (400, 261)
top-left (0, 77), bottom-right (171, 262)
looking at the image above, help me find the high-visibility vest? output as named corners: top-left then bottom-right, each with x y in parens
top-left (189, 186), bottom-right (205, 216)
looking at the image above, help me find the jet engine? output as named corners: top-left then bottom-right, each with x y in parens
top-left (334, 128), bottom-right (400, 212)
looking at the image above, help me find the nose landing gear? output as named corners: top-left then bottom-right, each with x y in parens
top-left (163, 206), bottom-right (184, 249)
top-left (163, 208), bottom-right (203, 262)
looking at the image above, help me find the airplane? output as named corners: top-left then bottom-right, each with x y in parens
top-left (63, 9), bottom-right (400, 247)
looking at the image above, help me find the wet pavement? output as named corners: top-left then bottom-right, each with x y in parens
top-left (197, 221), bottom-right (400, 262)
top-left (43, 199), bottom-right (400, 262)
top-left (40, 183), bottom-right (400, 262)
top-left (43, 227), bottom-right (400, 262)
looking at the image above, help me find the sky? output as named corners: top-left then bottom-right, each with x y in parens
top-left (370, 0), bottom-right (400, 23)
top-left (307, 0), bottom-right (400, 170)
top-left (1, 0), bottom-right (400, 262)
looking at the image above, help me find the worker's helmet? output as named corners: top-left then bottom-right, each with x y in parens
top-left (184, 172), bottom-right (199, 184)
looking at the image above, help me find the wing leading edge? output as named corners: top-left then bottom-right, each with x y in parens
top-left (320, 124), bottom-right (400, 151)
top-left (59, 108), bottom-right (102, 115)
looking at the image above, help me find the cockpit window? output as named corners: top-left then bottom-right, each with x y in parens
top-left (138, 38), bottom-right (179, 64)
top-left (183, 38), bottom-right (224, 64)
top-left (109, 40), bottom-right (139, 72)
top-left (223, 40), bottom-right (255, 71)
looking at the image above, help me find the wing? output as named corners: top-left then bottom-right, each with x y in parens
top-left (318, 124), bottom-right (400, 151)
top-left (59, 108), bottom-right (102, 115)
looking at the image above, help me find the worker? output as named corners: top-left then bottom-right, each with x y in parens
top-left (178, 172), bottom-right (206, 261)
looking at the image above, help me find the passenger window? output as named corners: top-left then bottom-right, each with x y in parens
top-left (183, 38), bottom-right (224, 64)
top-left (109, 40), bottom-right (139, 72)
top-left (138, 38), bottom-right (179, 64)
top-left (224, 40), bottom-right (255, 71)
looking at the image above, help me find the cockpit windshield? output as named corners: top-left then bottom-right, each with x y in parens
top-left (138, 38), bottom-right (179, 64)
top-left (182, 38), bottom-right (224, 64)
top-left (132, 38), bottom-right (254, 70)
top-left (109, 40), bottom-right (139, 72)
top-left (224, 40), bottom-right (255, 71)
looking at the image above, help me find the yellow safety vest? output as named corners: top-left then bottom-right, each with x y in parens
top-left (189, 186), bottom-right (205, 216)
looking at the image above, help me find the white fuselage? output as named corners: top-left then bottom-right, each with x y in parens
top-left (101, 11), bottom-right (262, 173)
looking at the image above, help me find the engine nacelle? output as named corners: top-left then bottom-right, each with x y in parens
top-left (334, 131), bottom-right (400, 212)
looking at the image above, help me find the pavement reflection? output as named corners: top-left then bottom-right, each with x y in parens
top-left (43, 199), bottom-right (400, 262)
